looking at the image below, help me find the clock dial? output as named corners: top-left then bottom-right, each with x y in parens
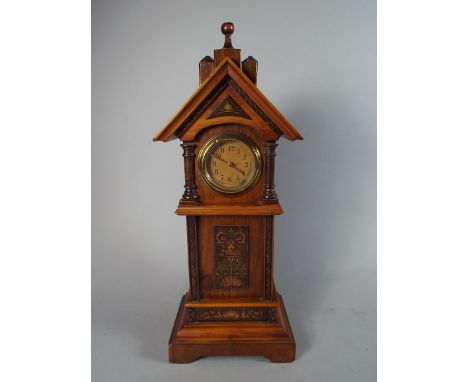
top-left (199, 132), bottom-right (262, 194)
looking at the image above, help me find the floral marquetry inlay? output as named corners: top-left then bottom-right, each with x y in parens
top-left (215, 225), bottom-right (249, 288)
top-left (197, 308), bottom-right (267, 321)
top-left (185, 307), bottom-right (279, 323)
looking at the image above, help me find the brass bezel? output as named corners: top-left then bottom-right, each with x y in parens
top-left (198, 131), bottom-right (262, 195)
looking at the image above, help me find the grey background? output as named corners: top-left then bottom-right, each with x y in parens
top-left (92, 0), bottom-right (376, 381)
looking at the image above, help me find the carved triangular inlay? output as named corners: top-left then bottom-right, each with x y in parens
top-left (207, 96), bottom-right (251, 120)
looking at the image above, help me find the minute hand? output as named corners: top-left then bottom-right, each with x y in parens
top-left (210, 154), bottom-right (245, 175)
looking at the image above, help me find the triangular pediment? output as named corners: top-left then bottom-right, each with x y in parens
top-left (208, 96), bottom-right (250, 120)
top-left (153, 58), bottom-right (303, 142)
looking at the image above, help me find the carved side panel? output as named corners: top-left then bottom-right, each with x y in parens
top-left (265, 216), bottom-right (273, 300)
top-left (215, 225), bottom-right (249, 288)
top-left (187, 216), bottom-right (200, 300)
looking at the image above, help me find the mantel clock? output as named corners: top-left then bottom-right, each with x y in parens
top-left (153, 22), bottom-right (304, 363)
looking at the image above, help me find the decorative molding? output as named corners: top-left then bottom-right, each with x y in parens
top-left (187, 217), bottom-right (200, 300)
top-left (177, 78), bottom-right (228, 137)
top-left (207, 96), bottom-right (251, 119)
top-left (228, 78), bottom-right (283, 135)
top-left (215, 225), bottom-right (249, 288)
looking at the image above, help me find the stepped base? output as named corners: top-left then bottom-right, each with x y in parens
top-left (168, 293), bottom-right (295, 363)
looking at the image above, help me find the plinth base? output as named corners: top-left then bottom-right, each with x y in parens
top-left (168, 293), bottom-right (295, 363)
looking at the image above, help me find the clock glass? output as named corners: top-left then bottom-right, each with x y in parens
top-left (198, 132), bottom-right (262, 194)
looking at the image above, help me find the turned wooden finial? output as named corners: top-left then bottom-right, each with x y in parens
top-left (214, 22), bottom-right (241, 67)
top-left (221, 22), bottom-right (234, 48)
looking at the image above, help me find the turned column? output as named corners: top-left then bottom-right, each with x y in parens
top-left (180, 142), bottom-right (200, 205)
top-left (262, 142), bottom-right (278, 203)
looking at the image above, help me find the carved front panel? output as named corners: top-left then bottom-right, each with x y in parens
top-left (198, 216), bottom-right (264, 299)
top-left (215, 225), bottom-right (249, 288)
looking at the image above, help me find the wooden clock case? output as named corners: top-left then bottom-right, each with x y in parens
top-left (153, 23), bottom-right (303, 363)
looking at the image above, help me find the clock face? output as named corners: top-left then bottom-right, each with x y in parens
top-left (198, 132), bottom-right (262, 194)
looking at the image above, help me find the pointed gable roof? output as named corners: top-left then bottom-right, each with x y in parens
top-left (153, 58), bottom-right (304, 142)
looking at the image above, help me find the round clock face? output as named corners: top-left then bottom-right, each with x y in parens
top-left (198, 132), bottom-right (262, 194)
